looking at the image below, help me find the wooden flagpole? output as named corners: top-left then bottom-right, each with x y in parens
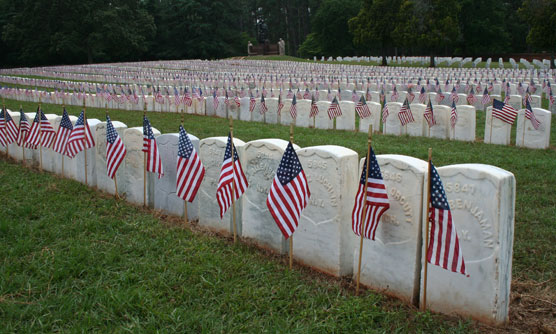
top-left (83, 101), bottom-right (88, 186)
top-left (61, 102), bottom-right (65, 177)
top-left (181, 108), bottom-right (188, 224)
top-left (356, 124), bottom-right (373, 296)
top-left (143, 102), bottom-right (147, 207)
top-left (2, 98), bottom-right (8, 157)
top-left (521, 109), bottom-right (526, 147)
top-left (229, 116), bottom-right (238, 243)
top-left (289, 122), bottom-right (295, 270)
top-left (20, 104), bottom-right (25, 165)
top-left (106, 106), bottom-right (119, 199)
top-left (39, 97), bottom-right (43, 171)
top-left (422, 147), bottom-right (433, 311)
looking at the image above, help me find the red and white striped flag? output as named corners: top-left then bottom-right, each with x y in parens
top-left (419, 86), bottom-right (427, 104)
top-left (492, 99), bottom-right (518, 125)
top-left (278, 94), bottom-right (284, 115)
top-left (450, 101), bottom-right (458, 129)
top-left (309, 96), bottom-right (319, 118)
top-left (327, 96), bottom-right (342, 119)
top-left (25, 108), bottom-right (56, 149)
top-left (466, 88), bottom-right (476, 105)
top-left (105, 116), bottom-right (126, 179)
top-left (525, 100), bottom-right (541, 130)
top-left (398, 99), bottom-right (415, 126)
top-left (435, 89), bottom-right (445, 104)
top-left (355, 95), bottom-right (371, 118)
top-left (0, 107), bottom-right (18, 147)
top-left (427, 163), bottom-right (468, 276)
top-left (450, 87), bottom-right (459, 103)
top-left (143, 116), bottom-right (164, 178)
top-left (381, 104), bottom-right (389, 124)
top-left (213, 92), bottom-right (219, 111)
top-left (481, 88), bottom-right (491, 105)
top-left (266, 142), bottom-right (310, 239)
top-left (351, 148), bottom-right (389, 240)
top-left (424, 100), bottom-right (436, 128)
top-left (216, 134), bottom-right (249, 218)
top-left (290, 94), bottom-right (297, 119)
top-left (51, 108), bottom-right (73, 155)
top-left (66, 110), bottom-right (95, 158)
top-left (249, 95), bottom-right (256, 113)
top-left (390, 87), bottom-right (399, 102)
top-left (260, 95), bottom-right (268, 114)
top-left (176, 125), bottom-right (205, 202)
top-left (16, 109), bottom-right (30, 147)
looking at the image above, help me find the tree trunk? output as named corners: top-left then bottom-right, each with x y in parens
top-left (381, 54), bottom-right (387, 66)
top-left (87, 43), bottom-right (93, 64)
top-left (429, 53), bottom-right (435, 68)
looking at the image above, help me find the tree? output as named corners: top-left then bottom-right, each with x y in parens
top-left (299, 0), bottom-right (361, 58)
top-left (520, 0), bottom-right (556, 68)
top-left (349, 0), bottom-right (402, 65)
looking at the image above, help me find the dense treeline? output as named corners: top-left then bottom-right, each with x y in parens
top-left (0, 0), bottom-right (553, 67)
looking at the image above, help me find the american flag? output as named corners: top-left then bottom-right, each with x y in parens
top-left (529, 80), bottom-right (537, 94)
top-left (25, 108), bottom-right (56, 149)
top-left (366, 87), bottom-right (371, 101)
top-left (504, 93), bottom-right (510, 104)
top-left (51, 108), bottom-right (73, 155)
top-left (327, 96), bottom-right (342, 119)
top-left (234, 95), bottom-right (241, 107)
top-left (249, 94), bottom-right (256, 113)
top-left (427, 163), bottom-right (467, 276)
top-left (390, 87), bottom-right (399, 102)
top-left (0, 108), bottom-right (18, 147)
top-left (492, 99), bottom-right (518, 125)
top-left (355, 95), bottom-right (371, 118)
top-left (288, 93), bottom-right (299, 119)
top-left (16, 109), bottom-right (30, 147)
top-left (450, 101), bottom-right (458, 129)
top-left (517, 82), bottom-right (524, 95)
top-left (266, 142), bottom-right (310, 239)
top-left (481, 88), bottom-right (491, 105)
top-left (424, 100), bottom-right (436, 128)
top-left (176, 125), bottom-right (205, 202)
top-left (407, 88), bottom-right (415, 103)
top-left (398, 99), bottom-right (415, 126)
top-left (66, 110), bottom-right (95, 158)
top-left (450, 87), bottom-right (459, 103)
top-left (435, 88), bottom-right (445, 104)
top-left (143, 116), bottom-right (164, 178)
top-left (522, 90), bottom-right (532, 105)
top-left (352, 90), bottom-right (358, 103)
top-left (419, 86), bottom-right (427, 104)
top-left (303, 88), bottom-right (311, 99)
top-left (296, 88), bottom-right (302, 100)
top-left (467, 87), bottom-right (476, 105)
top-left (351, 148), bottom-right (389, 240)
top-left (525, 100), bottom-right (541, 130)
top-left (504, 82), bottom-right (511, 96)
top-left (260, 95), bottom-right (268, 114)
top-left (278, 94), bottom-right (284, 115)
top-left (105, 116), bottom-right (126, 179)
top-left (224, 91), bottom-right (230, 106)
top-left (550, 89), bottom-right (555, 106)
top-left (287, 89), bottom-right (294, 99)
top-left (309, 96), bottom-right (319, 118)
top-left (216, 133), bottom-right (249, 218)
top-left (382, 104), bottom-right (389, 124)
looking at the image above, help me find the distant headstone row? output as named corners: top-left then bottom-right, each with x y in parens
top-left (2, 109), bottom-right (516, 325)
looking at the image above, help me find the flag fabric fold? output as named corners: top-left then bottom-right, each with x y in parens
top-left (216, 133), bottom-right (249, 218)
top-left (143, 116), bottom-right (164, 178)
top-left (105, 116), bottom-right (126, 179)
top-left (176, 125), bottom-right (205, 202)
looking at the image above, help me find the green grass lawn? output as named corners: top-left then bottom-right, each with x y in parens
top-left (1, 96), bottom-right (555, 332)
top-left (0, 156), bottom-right (475, 333)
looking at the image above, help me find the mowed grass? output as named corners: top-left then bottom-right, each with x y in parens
top-left (0, 157), bottom-right (475, 333)
top-left (3, 97), bottom-right (556, 289)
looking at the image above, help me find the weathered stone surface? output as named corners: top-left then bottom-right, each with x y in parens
top-left (484, 107), bottom-right (511, 145)
top-left (428, 105), bottom-right (450, 139)
top-left (422, 164), bottom-right (515, 325)
top-left (296, 145), bottom-right (358, 276)
top-left (198, 136), bottom-right (245, 234)
top-left (358, 102), bottom-right (381, 133)
top-left (450, 105), bottom-right (476, 142)
top-left (242, 139), bottom-right (300, 253)
top-left (314, 101), bottom-right (333, 129)
top-left (154, 133), bottom-right (200, 220)
top-left (94, 120), bottom-right (128, 195)
top-left (353, 155), bottom-right (427, 305)
top-left (74, 118), bottom-right (101, 186)
top-left (336, 101), bottom-right (356, 131)
top-left (407, 103), bottom-right (426, 137)
top-left (516, 107), bottom-right (551, 149)
top-left (383, 102), bottom-right (404, 135)
top-left (295, 99), bottom-right (312, 128)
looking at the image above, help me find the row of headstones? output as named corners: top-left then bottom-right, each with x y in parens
top-left (3, 109), bottom-right (516, 325)
top-left (6, 90), bottom-right (553, 149)
top-left (383, 102), bottom-right (552, 149)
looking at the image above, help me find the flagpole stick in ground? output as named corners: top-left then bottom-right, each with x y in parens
top-left (229, 116), bottom-right (238, 243)
top-left (422, 147), bottom-right (433, 311)
top-left (39, 97), bottom-right (43, 171)
top-left (181, 108), bottom-right (188, 225)
top-left (356, 124), bottom-right (373, 296)
top-left (143, 103), bottom-right (147, 207)
top-left (521, 114), bottom-right (526, 147)
top-left (106, 107), bottom-right (119, 199)
top-left (61, 102), bottom-right (65, 177)
top-left (489, 111), bottom-right (494, 143)
top-left (20, 104), bottom-right (25, 165)
top-left (83, 103), bottom-right (89, 186)
top-left (2, 99), bottom-right (8, 157)
top-left (289, 121), bottom-right (295, 270)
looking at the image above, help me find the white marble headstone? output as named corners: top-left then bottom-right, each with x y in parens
top-left (516, 108), bottom-right (551, 149)
top-left (336, 101), bottom-right (356, 131)
top-left (484, 107), bottom-right (511, 145)
top-left (383, 102), bottom-right (403, 136)
top-left (450, 105), bottom-right (476, 142)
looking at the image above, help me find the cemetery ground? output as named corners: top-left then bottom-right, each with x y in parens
top-left (1, 98), bottom-right (555, 332)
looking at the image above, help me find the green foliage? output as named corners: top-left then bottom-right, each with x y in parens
top-left (520, 0), bottom-right (556, 51)
top-left (459, 0), bottom-right (509, 56)
top-left (297, 33), bottom-right (323, 58)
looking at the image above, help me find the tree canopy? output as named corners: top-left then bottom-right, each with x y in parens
top-left (0, 0), bottom-right (551, 67)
